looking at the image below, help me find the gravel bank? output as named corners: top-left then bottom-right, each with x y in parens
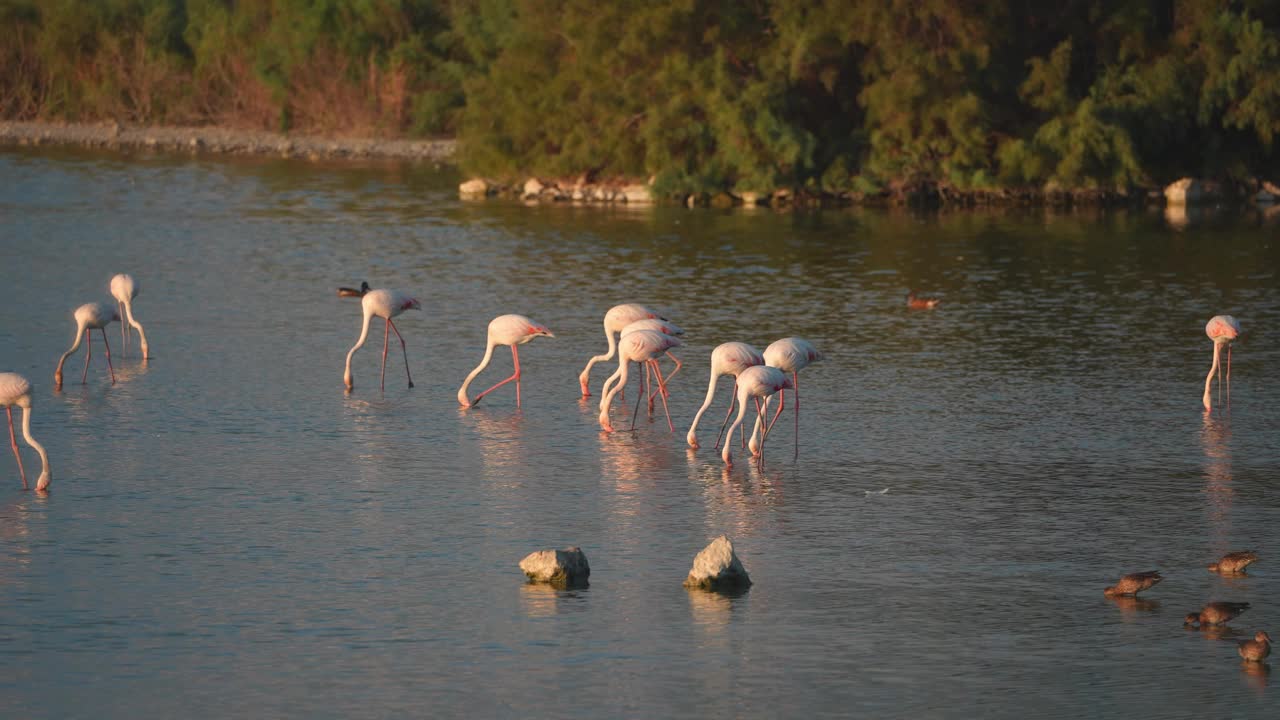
top-left (0, 121), bottom-right (456, 163)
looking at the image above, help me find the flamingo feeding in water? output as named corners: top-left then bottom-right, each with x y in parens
top-left (686, 342), bottom-right (765, 450)
top-left (721, 365), bottom-right (792, 467)
top-left (0, 373), bottom-right (51, 493)
top-left (759, 337), bottom-right (823, 458)
top-left (609, 318), bottom-right (684, 410)
top-left (109, 273), bottom-right (150, 359)
top-left (457, 314), bottom-right (555, 408)
top-left (597, 329), bottom-right (682, 433)
top-left (54, 302), bottom-right (119, 389)
top-left (1202, 315), bottom-right (1241, 410)
top-left (578, 303), bottom-right (671, 397)
top-left (339, 281), bottom-right (420, 391)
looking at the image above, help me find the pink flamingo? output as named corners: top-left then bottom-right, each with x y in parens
top-left (614, 318), bottom-right (684, 409)
top-left (339, 281), bottom-right (420, 391)
top-left (458, 314), bottom-right (555, 408)
top-left (685, 342), bottom-right (765, 449)
top-left (110, 273), bottom-right (150, 359)
top-left (721, 366), bottom-right (792, 467)
top-left (759, 337), bottom-right (823, 458)
top-left (1203, 315), bottom-right (1241, 410)
top-left (598, 329), bottom-right (682, 433)
top-left (54, 302), bottom-right (120, 389)
top-left (578, 303), bottom-right (670, 396)
top-left (0, 373), bottom-right (51, 493)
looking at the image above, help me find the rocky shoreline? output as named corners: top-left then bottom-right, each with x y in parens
top-left (0, 121), bottom-right (456, 162)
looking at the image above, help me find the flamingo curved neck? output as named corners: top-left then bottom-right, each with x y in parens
top-left (122, 300), bottom-right (150, 358)
top-left (1203, 341), bottom-right (1222, 409)
top-left (721, 386), bottom-right (753, 464)
top-left (21, 406), bottom-right (50, 491)
top-left (458, 340), bottom-right (497, 405)
top-left (54, 319), bottom-right (89, 384)
top-left (579, 323), bottom-right (620, 389)
top-left (344, 310), bottom-right (374, 387)
top-left (686, 372), bottom-right (722, 446)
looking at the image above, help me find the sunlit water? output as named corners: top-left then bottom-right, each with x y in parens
top-left (1, 147), bottom-right (1278, 718)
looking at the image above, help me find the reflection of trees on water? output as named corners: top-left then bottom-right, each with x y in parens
top-left (1199, 411), bottom-right (1234, 552)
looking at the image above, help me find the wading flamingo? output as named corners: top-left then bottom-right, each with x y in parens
top-left (458, 314), bottom-right (555, 408)
top-left (578, 303), bottom-right (670, 396)
top-left (602, 318), bottom-right (684, 409)
top-left (722, 365), bottom-right (792, 467)
top-left (54, 302), bottom-right (119, 389)
top-left (598, 329), bottom-right (682, 433)
top-left (339, 282), bottom-right (420, 391)
top-left (110, 273), bottom-right (150, 359)
top-left (758, 337), bottom-right (823, 458)
top-left (686, 342), bottom-right (765, 450)
top-left (1202, 315), bottom-right (1241, 410)
top-left (0, 373), bottom-right (51, 493)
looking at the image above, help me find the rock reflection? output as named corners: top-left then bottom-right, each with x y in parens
top-left (519, 582), bottom-right (589, 619)
top-left (687, 585), bottom-right (749, 635)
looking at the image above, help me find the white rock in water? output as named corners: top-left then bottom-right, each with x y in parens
top-left (1164, 177), bottom-right (1203, 206)
top-left (519, 546), bottom-right (590, 587)
top-left (619, 184), bottom-right (653, 204)
top-left (684, 535), bottom-right (751, 590)
top-left (459, 178), bottom-right (489, 196)
top-left (523, 177), bottom-right (545, 198)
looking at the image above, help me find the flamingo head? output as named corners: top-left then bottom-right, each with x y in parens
top-left (528, 324), bottom-right (554, 339)
top-left (403, 298), bottom-right (422, 311)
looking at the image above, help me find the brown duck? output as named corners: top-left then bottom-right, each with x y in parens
top-left (1184, 601), bottom-right (1251, 626)
top-left (906, 291), bottom-right (940, 310)
top-left (1208, 550), bottom-right (1258, 574)
top-left (1103, 571), bottom-right (1163, 597)
top-left (1238, 631), bottom-right (1272, 662)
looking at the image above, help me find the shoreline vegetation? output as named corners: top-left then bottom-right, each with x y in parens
top-left (3, 2), bottom-right (1278, 208)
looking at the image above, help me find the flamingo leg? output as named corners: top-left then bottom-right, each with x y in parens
top-left (767, 389), bottom-right (786, 437)
top-left (793, 372), bottom-right (801, 459)
top-left (471, 347), bottom-right (521, 406)
top-left (388, 319), bottom-right (414, 389)
top-left (629, 363), bottom-right (645, 431)
top-left (644, 361), bottom-right (654, 418)
top-left (7, 407), bottom-right (26, 489)
top-left (713, 382), bottom-right (738, 450)
top-left (380, 318), bottom-right (391, 391)
top-left (1217, 345), bottom-right (1223, 406)
top-left (651, 351), bottom-right (681, 403)
top-left (650, 360), bottom-right (674, 432)
top-left (82, 328), bottom-right (91, 384)
top-left (100, 329), bottom-right (116, 384)
top-left (754, 397), bottom-right (767, 466)
top-left (1226, 344), bottom-right (1232, 405)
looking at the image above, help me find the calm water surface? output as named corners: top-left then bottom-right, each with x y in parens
top-left (1, 148), bottom-right (1278, 718)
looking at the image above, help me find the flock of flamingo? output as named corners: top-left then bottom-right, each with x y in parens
top-left (334, 283), bottom-right (822, 466)
top-left (0, 274), bottom-right (1249, 499)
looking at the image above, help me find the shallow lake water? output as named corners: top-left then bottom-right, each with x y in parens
top-left (1, 147), bottom-right (1278, 718)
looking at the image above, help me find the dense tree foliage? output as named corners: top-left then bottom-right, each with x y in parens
top-left (3, 0), bottom-right (1278, 194)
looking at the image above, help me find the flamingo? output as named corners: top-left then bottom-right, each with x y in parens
top-left (339, 281), bottom-right (420, 391)
top-left (721, 365), bottom-right (792, 467)
top-left (597, 329), bottom-right (682, 433)
top-left (602, 318), bottom-right (684, 408)
top-left (458, 314), bottom-right (555, 408)
top-left (54, 302), bottom-right (119, 389)
top-left (1202, 315), bottom-right (1241, 410)
top-left (578, 303), bottom-right (670, 396)
top-left (757, 337), bottom-right (823, 458)
top-left (0, 373), bottom-right (51, 493)
top-left (686, 342), bottom-right (765, 449)
top-left (109, 273), bottom-right (150, 359)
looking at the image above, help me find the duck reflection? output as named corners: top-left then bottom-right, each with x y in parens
top-left (1106, 595), bottom-right (1160, 616)
top-left (1240, 660), bottom-right (1270, 692)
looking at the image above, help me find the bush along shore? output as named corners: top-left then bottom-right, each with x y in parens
top-left (460, 175), bottom-right (1280, 210)
top-left (0, 121), bottom-right (456, 163)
